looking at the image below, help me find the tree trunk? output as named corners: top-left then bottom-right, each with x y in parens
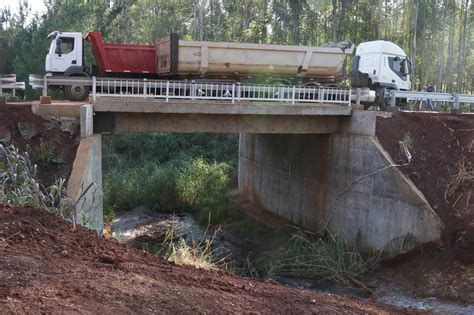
top-left (332, 0), bottom-right (337, 42)
top-left (437, 0), bottom-right (448, 92)
top-left (445, 0), bottom-right (456, 91)
top-left (377, 0), bottom-right (383, 39)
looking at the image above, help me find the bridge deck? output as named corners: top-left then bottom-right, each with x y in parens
top-left (92, 97), bottom-right (352, 116)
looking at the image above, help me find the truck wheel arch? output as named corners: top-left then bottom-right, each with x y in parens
top-left (64, 66), bottom-right (89, 77)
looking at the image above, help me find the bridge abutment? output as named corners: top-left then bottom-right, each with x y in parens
top-left (238, 112), bottom-right (443, 254)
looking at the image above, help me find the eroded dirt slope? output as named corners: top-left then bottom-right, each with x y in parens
top-left (0, 205), bottom-right (415, 314)
top-left (0, 103), bottom-right (79, 185)
top-left (375, 112), bottom-right (474, 304)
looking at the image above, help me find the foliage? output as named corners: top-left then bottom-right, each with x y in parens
top-left (102, 133), bottom-right (238, 170)
top-left (33, 139), bottom-right (62, 167)
top-left (267, 233), bottom-right (381, 284)
top-left (0, 142), bottom-right (70, 216)
top-left (176, 157), bottom-right (230, 207)
top-left (103, 155), bottom-right (232, 213)
top-left (1, 0), bottom-right (472, 98)
top-left (102, 133), bottom-right (238, 221)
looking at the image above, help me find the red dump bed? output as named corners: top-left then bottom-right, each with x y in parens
top-left (85, 32), bottom-right (155, 75)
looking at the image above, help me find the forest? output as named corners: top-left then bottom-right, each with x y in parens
top-left (0, 0), bottom-right (472, 98)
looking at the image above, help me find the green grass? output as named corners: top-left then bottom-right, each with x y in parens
top-left (266, 233), bottom-right (381, 284)
top-left (0, 142), bottom-right (70, 216)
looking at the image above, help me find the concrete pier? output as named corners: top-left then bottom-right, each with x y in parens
top-left (238, 114), bottom-right (443, 253)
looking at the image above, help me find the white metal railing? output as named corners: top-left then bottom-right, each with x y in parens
top-left (389, 90), bottom-right (474, 110)
top-left (1, 74), bottom-right (25, 96)
top-left (93, 78), bottom-right (351, 105)
top-left (29, 75), bottom-right (352, 106)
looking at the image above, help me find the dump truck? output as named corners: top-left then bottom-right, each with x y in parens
top-left (43, 30), bottom-right (412, 107)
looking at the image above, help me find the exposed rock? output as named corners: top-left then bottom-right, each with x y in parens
top-left (0, 126), bottom-right (12, 141)
top-left (17, 122), bottom-right (42, 140)
top-left (43, 118), bottom-right (61, 131)
top-left (59, 117), bottom-right (79, 135)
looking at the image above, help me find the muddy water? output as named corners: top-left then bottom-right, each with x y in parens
top-left (111, 207), bottom-right (473, 314)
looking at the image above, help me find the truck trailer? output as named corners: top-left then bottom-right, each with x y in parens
top-left (44, 30), bottom-right (412, 107)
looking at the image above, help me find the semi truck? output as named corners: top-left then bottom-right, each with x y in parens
top-left (43, 30), bottom-right (412, 108)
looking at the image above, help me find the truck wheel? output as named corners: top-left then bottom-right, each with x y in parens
top-left (375, 87), bottom-right (393, 111)
top-left (64, 84), bottom-right (90, 101)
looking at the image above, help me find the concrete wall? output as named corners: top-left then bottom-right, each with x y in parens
top-left (239, 132), bottom-right (443, 254)
top-left (67, 135), bottom-right (103, 234)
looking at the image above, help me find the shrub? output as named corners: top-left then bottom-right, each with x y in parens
top-left (267, 233), bottom-right (381, 284)
top-left (0, 143), bottom-right (70, 216)
top-left (176, 157), bottom-right (230, 207)
top-left (142, 165), bottom-right (182, 211)
top-left (33, 140), bottom-right (58, 167)
top-left (103, 167), bottom-right (143, 210)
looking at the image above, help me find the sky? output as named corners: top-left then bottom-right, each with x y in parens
top-left (0, 0), bottom-right (47, 16)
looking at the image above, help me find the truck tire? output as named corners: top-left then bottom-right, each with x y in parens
top-left (375, 87), bottom-right (394, 111)
top-left (63, 84), bottom-right (90, 101)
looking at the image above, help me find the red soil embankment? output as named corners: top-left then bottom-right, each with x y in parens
top-left (0, 205), bottom-right (417, 314)
top-left (375, 112), bottom-right (473, 303)
top-left (0, 103), bottom-right (79, 185)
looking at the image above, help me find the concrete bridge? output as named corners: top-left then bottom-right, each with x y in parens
top-left (49, 98), bottom-right (442, 255)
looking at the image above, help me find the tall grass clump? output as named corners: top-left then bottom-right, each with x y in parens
top-left (267, 233), bottom-right (381, 284)
top-left (156, 226), bottom-right (228, 270)
top-left (0, 143), bottom-right (70, 215)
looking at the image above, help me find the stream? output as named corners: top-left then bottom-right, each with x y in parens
top-left (111, 207), bottom-right (473, 314)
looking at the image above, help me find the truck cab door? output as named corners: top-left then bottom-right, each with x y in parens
top-left (49, 35), bottom-right (81, 72)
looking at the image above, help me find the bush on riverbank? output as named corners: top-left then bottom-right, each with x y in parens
top-left (102, 133), bottom-right (238, 224)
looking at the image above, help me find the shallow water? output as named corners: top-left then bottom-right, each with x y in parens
top-left (372, 284), bottom-right (474, 314)
top-left (112, 207), bottom-right (473, 314)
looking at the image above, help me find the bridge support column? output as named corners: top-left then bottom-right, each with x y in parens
top-left (67, 134), bottom-right (103, 234)
top-left (80, 104), bottom-right (93, 138)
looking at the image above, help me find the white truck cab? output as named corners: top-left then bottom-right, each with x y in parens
top-left (46, 31), bottom-right (83, 74)
top-left (352, 40), bottom-right (412, 108)
top-left (356, 40), bottom-right (411, 91)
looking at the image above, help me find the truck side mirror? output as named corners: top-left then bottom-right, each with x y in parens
top-left (55, 38), bottom-right (62, 57)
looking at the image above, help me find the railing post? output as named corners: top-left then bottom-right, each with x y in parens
top-left (92, 76), bottom-right (96, 101)
top-left (231, 83), bottom-right (235, 104)
top-left (191, 80), bottom-right (196, 100)
top-left (143, 78), bottom-right (147, 97)
top-left (42, 74), bottom-right (48, 97)
top-left (390, 90), bottom-right (397, 107)
top-left (356, 87), bottom-right (361, 106)
top-left (292, 86), bottom-right (296, 104)
top-left (166, 81), bottom-right (170, 102)
top-left (451, 93), bottom-right (462, 115)
top-left (236, 83), bottom-right (241, 102)
top-left (454, 94), bottom-right (460, 110)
